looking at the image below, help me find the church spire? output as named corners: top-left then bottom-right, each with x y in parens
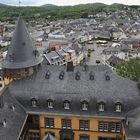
top-left (2, 15), bottom-right (43, 79)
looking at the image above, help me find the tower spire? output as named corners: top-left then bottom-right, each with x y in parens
top-left (2, 15), bottom-right (43, 79)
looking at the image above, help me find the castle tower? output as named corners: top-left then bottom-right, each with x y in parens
top-left (2, 16), bottom-right (43, 79)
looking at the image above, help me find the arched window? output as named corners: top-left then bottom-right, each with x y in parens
top-left (98, 102), bottom-right (105, 112)
top-left (63, 100), bottom-right (70, 110)
top-left (81, 101), bottom-right (88, 111)
top-left (31, 98), bottom-right (37, 107)
top-left (47, 99), bottom-right (54, 109)
top-left (115, 102), bottom-right (122, 112)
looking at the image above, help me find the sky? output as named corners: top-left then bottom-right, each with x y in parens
top-left (0, 0), bottom-right (140, 6)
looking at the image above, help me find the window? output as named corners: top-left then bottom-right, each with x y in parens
top-left (31, 98), bottom-right (37, 107)
top-left (110, 122), bottom-right (116, 132)
top-left (47, 99), bottom-right (54, 108)
top-left (98, 137), bottom-right (119, 140)
top-left (81, 101), bottom-right (88, 111)
top-left (62, 119), bottom-right (71, 129)
top-left (99, 122), bottom-right (104, 131)
top-left (98, 102), bottom-right (105, 112)
top-left (45, 118), bottom-right (54, 128)
top-left (28, 132), bottom-right (39, 140)
top-left (99, 122), bottom-right (121, 133)
top-left (104, 122), bottom-right (108, 132)
top-left (64, 100), bottom-right (70, 110)
top-left (116, 123), bottom-right (121, 132)
top-left (99, 122), bottom-right (108, 132)
top-left (79, 120), bottom-right (89, 130)
top-left (25, 68), bottom-right (29, 74)
top-left (80, 135), bottom-right (89, 140)
top-left (115, 102), bottom-right (122, 112)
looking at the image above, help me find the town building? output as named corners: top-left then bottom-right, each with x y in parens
top-left (0, 16), bottom-right (140, 140)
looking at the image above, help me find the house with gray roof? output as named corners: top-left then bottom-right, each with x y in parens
top-left (0, 16), bottom-right (140, 140)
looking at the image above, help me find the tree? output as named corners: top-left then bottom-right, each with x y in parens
top-left (96, 60), bottom-right (100, 64)
top-left (116, 57), bottom-right (140, 81)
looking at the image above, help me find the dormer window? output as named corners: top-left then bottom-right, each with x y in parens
top-left (105, 72), bottom-right (110, 81)
top-left (10, 104), bottom-right (15, 111)
top-left (31, 98), bottom-right (37, 107)
top-left (81, 101), bottom-right (88, 111)
top-left (47, 99), bottom-right (54, 109)
top-left (64, 100), bottom-right (70, 110)
top-left (89, 72), bottom-right (94, 80)
top-left (115, 102), bottom-right (122, 112)
top-left (45, 70), bottom-right (51, 79)
top-left (98, 102), bottom-right (105, 112)
top-left (59, 71), bottom-right (65, 80)
top-left (9, 53), bottom-right (15, 62)
top-left (33, 50), bottom-right (39, 57)
top-left (75, 71), bottom-right (80, 80)
top-left (2, 119), bottom-right (6, 127)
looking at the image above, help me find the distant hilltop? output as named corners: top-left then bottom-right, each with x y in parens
top-left (0, 2), bottom-right (140, 21)
top-left (0, 3), bottom-right (7, 7)
top-left (41, 4), bottom-right (57, 7)
top-left (0, 2), bottom-right (139, 7)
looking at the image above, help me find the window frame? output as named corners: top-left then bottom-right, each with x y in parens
top-left (81, 101), bottom-right (88, 111)
top-left (31, 98), bottom-right (38, 107)
top-left (115, 102), bottom-right (122, 112)
top-left (79, 134), bottom-right (89, 140)
top-left (63, 100), bottom-right (70, 110)
top-left (45, 117), bottom-right (54, 128)
top-left (61, 119), bottom-right (72, 129)
top-left (79, 120), bottom-right (89, 131)
top-left (98, 102), bottom-right (105, 112)
top-left (47, 99), bottom-right (54, 109)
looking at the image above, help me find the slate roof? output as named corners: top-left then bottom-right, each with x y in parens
top-left (8, 63), bottom-right (140, 118)
top-left (2, 16), bottom-right (43, 69)
top-left (125, 106), bottom-right (140, 140)
top-left (107, 55), bottom-right (123, 66)
top-left (0, 87), bottom-right (27, 140)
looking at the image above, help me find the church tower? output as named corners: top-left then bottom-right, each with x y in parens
top-left (2, 16), bottom-right (43, 79)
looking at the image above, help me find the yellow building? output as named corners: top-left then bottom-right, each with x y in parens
top-left (38, 115), bottom-right (123, 140)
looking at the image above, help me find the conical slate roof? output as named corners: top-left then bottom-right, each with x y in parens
top-left (2, 16), bottom-right (43, 69)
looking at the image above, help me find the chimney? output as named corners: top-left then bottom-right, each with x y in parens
top-left (67, 61), bottom-right (74, 72)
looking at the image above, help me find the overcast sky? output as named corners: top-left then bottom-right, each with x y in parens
top-left (0, 0), bottom-right (140, 6)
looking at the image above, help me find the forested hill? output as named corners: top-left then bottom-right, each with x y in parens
top-left (0, 2), bottom-right (139, 21)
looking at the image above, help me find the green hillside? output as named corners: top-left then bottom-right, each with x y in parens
top-left (0, 3), bottom-right (139, 21)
